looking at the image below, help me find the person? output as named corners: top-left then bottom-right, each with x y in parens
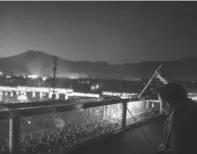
top-left (155, 70), bottom-right (197, 154)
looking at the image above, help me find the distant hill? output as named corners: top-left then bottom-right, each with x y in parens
top-left (0, 50), bottom-right (196, 81)
top-left (0, 50), bottom-right (140, 80)
top-left (138, 58), bottom-right (197, 81)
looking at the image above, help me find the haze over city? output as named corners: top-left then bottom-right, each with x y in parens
top-left (0, 2), bottom-right (197, 64)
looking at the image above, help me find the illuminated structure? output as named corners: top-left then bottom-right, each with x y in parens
top-left (0, 83), bottom-right (141, 103)
top-left (0, 85), bottom-right (100, 103)
top-left (101, 91), bottom-right (138, 98)
top-left (0, 84), bottom-right (196, 103)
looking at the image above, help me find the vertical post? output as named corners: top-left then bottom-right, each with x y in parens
top-left (102, 106), bottom-right (105, 121)
top-left (105, 106), bottom-right (108, 120)
top-left (52, 57), bottom-right (57, 100)
top-left (49, 92), bottom-right (52, 99)
top-left (0, 91), bottom-right (3, 102)
top-left (9, 112), bottom-right (20, 154)
top-left (65, 94), bottom-right (68, 100)
top-left (40, 92), bottom-right (43, 99)
top-left (159, 100), bottom-right (163, 115)
top-left (122, 100), bottom-right (127, 128)
top-left (145, 100), bottom-right (149, 110)
top-left (56, 93), bottom-right (60, 100)
top-left (32, 91), bottom-right (36, 98)
top-left (10, 91), bottom-right (13, 97)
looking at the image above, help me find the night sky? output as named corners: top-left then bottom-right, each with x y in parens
top-left (0, 1), bottom-right (197, 64)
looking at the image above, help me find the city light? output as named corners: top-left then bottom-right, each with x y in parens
top-left (102, 91), bottom-right (138, 99)
top-left (42, 77), bottom-right (48, 81)
top-left (28, 75), bottom-right (39, 79)
top-left (17, 94), bottom-right (28, 102)
top-left (0, 86), bottom-right (73, 94)
top-left (68, 92), bottom-right (100, 98)
top-left (6, 76), bottom-right (11, 79)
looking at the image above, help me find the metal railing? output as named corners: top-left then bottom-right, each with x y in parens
top-left (0, 97), bottom-right (161, 154)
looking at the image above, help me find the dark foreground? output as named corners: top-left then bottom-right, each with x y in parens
top-left (68, 116), bottom-right (165, 154)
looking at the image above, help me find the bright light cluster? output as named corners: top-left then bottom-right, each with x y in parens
top-left (17, 95), bottom-right (28, 102)
top-left (188, 93), bottom-right (197, 101)
top-left (0, 85), bottom-right (100, 101)
top-left (28, 75), bottom-right (39, 79)
top-left (102, 91), bottom-right (138, 98)
top-left (0, 86), bottom-right (73, 94)
top-left (68, 92), bottom-right (100, 98)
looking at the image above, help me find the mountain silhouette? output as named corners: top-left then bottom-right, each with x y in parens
top-left (0, 50), bottom-right (196, 81)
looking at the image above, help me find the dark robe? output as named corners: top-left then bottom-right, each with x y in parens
top-left (160, 98), bottom-right (197, 154)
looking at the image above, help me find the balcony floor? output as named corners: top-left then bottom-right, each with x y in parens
top-left (69, 116), bottom-right (165, 154)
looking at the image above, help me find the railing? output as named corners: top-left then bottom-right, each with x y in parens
top-left (0, 97), bottom-right (161, 154)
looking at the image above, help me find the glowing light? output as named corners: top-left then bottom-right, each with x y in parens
top-left (28, 75), bottom-right (39, 79)
top-left (28, 121), bottom-right (31, 124)
top-left (65, 95), bottom-right (68, 100)
top-left (68, 92), bottom-right (100, 98)
top-left (54, 118), bottom-right (65, 129)
top-left (91, 84), bottom-right (100, 90)
top-left (40, 92), bottom-right (43, 98)
top-left (102, 91), bottom-right (138, 98)
top-left (17, 95), bottom-right (28, 102)
top-left (49, 92), bottom-right (53, 99)
top-left (56, 93), bottom-right (59, 99)
top-left (42, 77), bottom-right (47, 81)
top-left (188, 92), bottom-right (197, 101)
top-left (0, 92), bottom-right (2, 101)
top-left (17, 86), bottom-right (73, 93)
top-left (32, 92), bottom-right (36, 98)
top-left (10, 92), bottom-right (13, 97)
